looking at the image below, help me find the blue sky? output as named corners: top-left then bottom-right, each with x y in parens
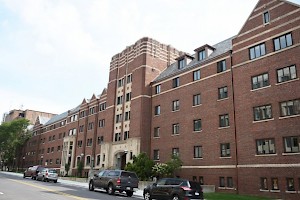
top-left (1, 0), bottom-right (299, 121)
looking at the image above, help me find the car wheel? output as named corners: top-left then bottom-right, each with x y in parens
top-left (88, 181), bottom-right (94, 191)
top-left (144, 191), bottom-right (152, 200)
top-left (54, 180), bottom-right (57, 183)
top-left (126, 191), bottom-right (133, 197)
top-left (23, 174), bottom-right (25, 178)
top-left (172, 194), bottom-right (179, 200)
top-left (107, 184), bottom-right (115, 195)
top-left (42, 176), bottom-right (45, 182)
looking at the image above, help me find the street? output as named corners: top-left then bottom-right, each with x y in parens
top-left (0, 172), bottom-right (142, 200)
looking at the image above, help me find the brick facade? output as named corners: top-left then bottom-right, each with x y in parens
top-left (20, 0), bottom-right (299, 199)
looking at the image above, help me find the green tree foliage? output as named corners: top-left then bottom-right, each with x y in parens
top-left (77, 161), bottom-right (84, 177)
top-left (152, 154), bottom-right (183, 178)
top-left (0, 118), bottom-right (30, 169)
top-left (65, 163), bottom-right (70, 176)
top-left (125, 152), bottom-right (155, 181)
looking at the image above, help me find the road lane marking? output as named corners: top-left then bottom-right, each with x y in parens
top-left (9, 179), bottom-right (88, 200)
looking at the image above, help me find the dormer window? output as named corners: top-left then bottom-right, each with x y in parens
top-left (178, 59), bottom-right (185, 69)
top-left (263, 11), bottom-right (270, 24)
top-left (198, 50), bottom-right (206, 61)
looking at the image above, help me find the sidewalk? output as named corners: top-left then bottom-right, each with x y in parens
top-left (0, 171), bottom-right (144, 198)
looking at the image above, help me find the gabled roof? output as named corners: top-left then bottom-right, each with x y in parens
top-left (38, 116), bottom-right (51, 125)
top-left (153, 36), bottom-right (234, 83)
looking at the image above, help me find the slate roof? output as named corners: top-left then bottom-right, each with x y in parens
top-left (44, 105), bottom-right (80, 126)
top-left (39, 116), bottom-right (51, 125)
top-left (153, 36), bottom-right (234, 83)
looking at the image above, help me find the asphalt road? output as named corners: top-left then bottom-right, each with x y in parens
top-left (0, 172), bottom-right (142, 200)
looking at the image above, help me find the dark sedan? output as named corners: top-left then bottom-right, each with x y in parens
top-left (143, 178), bottom-right (203, 200)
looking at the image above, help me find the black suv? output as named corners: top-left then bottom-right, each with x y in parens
top-left (143, 178), bottom-right (203, 200)
top-left (89, 170), bottom-right (139, 197)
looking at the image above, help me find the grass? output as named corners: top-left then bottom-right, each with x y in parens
top-left (204, 193), bottom-right (271, 200)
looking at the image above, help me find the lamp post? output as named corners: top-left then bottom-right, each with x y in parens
top-left (13, 158), bottom-right (16, 171)
top-left (22, 157), bottom-right (25, 171)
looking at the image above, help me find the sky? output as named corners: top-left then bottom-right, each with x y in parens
top-left (0, 0), bottom-right (299, 122)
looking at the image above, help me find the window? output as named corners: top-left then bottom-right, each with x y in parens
top-left (124, 111), bottom-right (130, 121)
top-left (252, 73), bottom-right (269, 89)
top-left (124, 131), bottom-right (129, 140)
top-left (194, 119), bottom-right (202, 131)
top-left (173, 77), bottom-right (180, 88)
top-left (249, 43), bottom-right (266, 59)
top-left (280, 99), bottom-right (300, 117)
top-left (56, 159), bottom-right (60, 164)
top-left (287, 178), bottom-right (295, 191)
top-left (193, 70), bottom-right (201, 81)
top-left (86, 138), bottom-right (92, 146)
top-left (172, 148), bottom-right (179, 156)
top-left (198, 50), bottom-right (206, 61)
top-left (153, 149), bottom-right (160, 160)
top-left (218, 86), bottom-right (228, 99)
top-left (219, 114), bottom-right (229, 127)
top-left (51, 147), bottom-right (54, 153)
top-left (194, 146), bottom-right (202, 158)
top-left (97, 136), bottom-right (104, 144)
top-left (98, 119), bottom-right (105, 127)
top-left (172, 100), bottom-right (180, 111)
top-left (96, 155), bottom-right (100, 166)
top-left (260, 177), bottom-right (268, 190)
top-left (77, 140), bottom-right (82, 148)
top-left (277, 65), bottom-right (297, 83)
top-left (89, 107), bottom-right (95, 115)
top-left (178, 59), bottom-right (185, 69)
top-left (217, 60), bottom-right (226, 73)
top-left (220, 177), bottom-right (225, 187)
top-left (154, 127), bottom-right (160, 137)
top-left (256, 138), bottom-right (275, 155)
top-left (172, 123), bottom-right (179, 135)
top-left (154, 105), bottom-right (161, 115)
top-left (125, 92), bottom-right (131, 102)
top-left (86, 156), bottom-right (91, 166)
top-left (271, 178), bottom-right (279, 190)
top-left (99, 102), bottom-right (106, 111)
top-left (79, 111), bottom-right (85, 118)
top-left (253, 105), bottom-right (272, 121)
top-left (199, 176), bottom-right (204, 185)
top-left (193, 94), bottom-right (201, 106)
top-left (118, 78), bottom-right (124, 87)
top-left (88, 122), bottom-right (94, 130)
top-left (116, 114), bottom-right (122, 123)
top-left (227, 177), bottom-right (233, 188)
top-left (274, 33), bottom-right (292, 51)
top-left (57, 146), bottom-right (61, 151)
top-left (114, 133), bottom-right (121, 142)
top-left (283, 136), bottom-right (300, 153)
top-left (155, 85), bottom-right (161, 94)
top-left (263, 11), bottom-right (270, 24)
top-left (52, 135), bottom-right (55, 141)
top-left (220, 143), bottom-right (230, 157)
top-left (117, 96), bottom-right (123, 105)
top-left (79, 125), bottom-right (84, 132)
top-left (127, 74), bottom-right (132, 83)
top-left (48, 136), bottom-right (51, 141)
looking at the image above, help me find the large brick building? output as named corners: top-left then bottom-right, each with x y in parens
top-left (20, 0), bottom-right (299, 199)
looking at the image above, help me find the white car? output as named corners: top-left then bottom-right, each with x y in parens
top-left (36, 168), bottom-right (58, 183)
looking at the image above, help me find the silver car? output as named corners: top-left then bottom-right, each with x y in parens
top-left (36, 168), bottom-right (58, 183)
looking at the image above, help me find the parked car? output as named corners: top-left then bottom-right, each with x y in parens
top-left (36, 168), bottom-right (58, 183)
top-left (23, 165), bottom-right (44, 180)
top-left (88, 170), bottom-right (139, 197)
top-left (143, 178), bottom-right (204, 200)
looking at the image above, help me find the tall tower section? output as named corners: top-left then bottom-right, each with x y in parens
top-left (104, 37), bottom-right (183, 169)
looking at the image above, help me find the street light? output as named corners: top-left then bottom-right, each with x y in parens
top-left (22, 157), bottom-right (25, 171)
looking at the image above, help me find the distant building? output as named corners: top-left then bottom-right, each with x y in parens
top-left (21, 0), bottom-right (299, 199)
top-left (2, 109), bottom-right (56, 125)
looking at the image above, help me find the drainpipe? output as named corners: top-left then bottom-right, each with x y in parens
top-left (229, 50), bottom-right (239, 194)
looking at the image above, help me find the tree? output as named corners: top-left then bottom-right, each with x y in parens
top-left (77, 161), bottom-right (83, 177)
top-left (125, 152), bottom-right (155, 181)
top-left (65, 163), bottom-right (70, 176)
top-left (0, 118), bottom-right (30, 170)
top-left (152, 154), bottom-right (183, 178)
